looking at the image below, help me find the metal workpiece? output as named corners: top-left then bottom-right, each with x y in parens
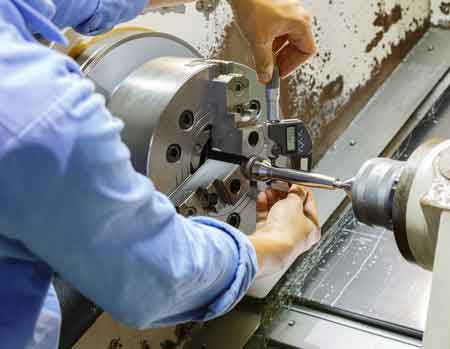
top-left (351, 158), bottom-right (405, 230)
top-left (242, 156), bottom-right (352, 192)
top-left (265, 66), bottom-right (280, 122)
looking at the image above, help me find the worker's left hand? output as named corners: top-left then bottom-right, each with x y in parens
top-left (256, 185), bottom-right (320, 241)
top-left (228, 0), bottom-right (316, 83)
top-left (250, 185), bottom-right (321, 278)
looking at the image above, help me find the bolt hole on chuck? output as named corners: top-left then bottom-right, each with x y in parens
top-left (234, 81), bottom-right (243, 94)
top-left (227, 213), bottom-right (241, 228)
top-left (229, 179), bottom-right (242, 194)
top-left (249, 99), bottom-right (262, 116)
top-left (178, 206), bottom-right (197, 217)
top-left (166, 144), bottom-right (182, 163)
top-left (179, 110), bottom-right (195, 130)
top-left (248, 131), bottom-right (260, 147)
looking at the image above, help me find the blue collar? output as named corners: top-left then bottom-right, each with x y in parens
top-left (11, 0), bottom-right (68, 46)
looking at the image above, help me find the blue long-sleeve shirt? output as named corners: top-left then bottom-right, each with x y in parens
top-left (0, 1), bottom-right (258, 348)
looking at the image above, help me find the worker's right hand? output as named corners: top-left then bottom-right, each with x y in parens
top-left (249, 185), bottom-right (321, 278)
top-left (228, 0), bottom-right (316, 83)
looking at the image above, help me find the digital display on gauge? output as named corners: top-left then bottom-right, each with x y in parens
top-left (286, 126), bottom-right (297, 152)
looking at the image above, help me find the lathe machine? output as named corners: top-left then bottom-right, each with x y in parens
top-left (53, 28), bottom-right (450, 349)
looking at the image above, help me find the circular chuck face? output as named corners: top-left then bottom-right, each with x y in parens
top-left (352, 158), bottom-right (404, 230)
top-left (76, 30), bottom-right (267, 234)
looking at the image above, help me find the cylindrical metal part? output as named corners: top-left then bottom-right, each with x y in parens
top-left (352, 158), bottom-right (405, 230)
top-left (243, 157), bottom-right (350, 191)
top-left (264, 167), bottom-right (344, 190)
top-left (266, 66), bottom-right (280, 122)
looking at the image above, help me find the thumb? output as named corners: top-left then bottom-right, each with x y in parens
top-left (288, 185), bottom-right (307, 202)
top-left (252, 42), bottom-right (274, 84)
top-left (285, 191), bottom-right (306, 215)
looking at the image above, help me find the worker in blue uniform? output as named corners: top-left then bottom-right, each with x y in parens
top-left (0, 0), bottom-right (318, 348)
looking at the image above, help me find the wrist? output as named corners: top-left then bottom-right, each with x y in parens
top-left (249, 234), bottom-right (294, 278)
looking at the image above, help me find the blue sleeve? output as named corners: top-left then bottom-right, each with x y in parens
top-left (0, 6), bottom-right (257, 328)
top-left (52, 0), bottom-right (148, 35)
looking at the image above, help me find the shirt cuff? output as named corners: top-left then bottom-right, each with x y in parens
top-left (190, 217), bottom-right (258, 320)
top-left (74, 0), bottom-right (148, 35)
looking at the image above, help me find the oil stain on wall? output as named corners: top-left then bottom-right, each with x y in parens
top-left (432, 0), bottom-right (450, 26)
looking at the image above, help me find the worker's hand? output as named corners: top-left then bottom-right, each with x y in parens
top-left (228, 0), bottom-right (316, 83)
top-left (249, 185), bottom-right (321, 278)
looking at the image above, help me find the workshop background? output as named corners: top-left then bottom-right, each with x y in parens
top-left (73, 1), bottom-right (450, 348)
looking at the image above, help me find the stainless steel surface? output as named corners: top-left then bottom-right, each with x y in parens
top-left (110, 56), bottom-right (211, 182)
top-left (311, 29), bottom-right (450, 225)
top-left (298, 214), bottom-right (432, 333)
top-left (269, 306), bottom-right (422, 349)
top-left (243, 156), bottom-right (351, 192)
top-left (76, 31), bottom-right (201, 101)
top-left (266, 66), bottom-right (280, 122)
top-left (352, 158), bottom-right (405, 230)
